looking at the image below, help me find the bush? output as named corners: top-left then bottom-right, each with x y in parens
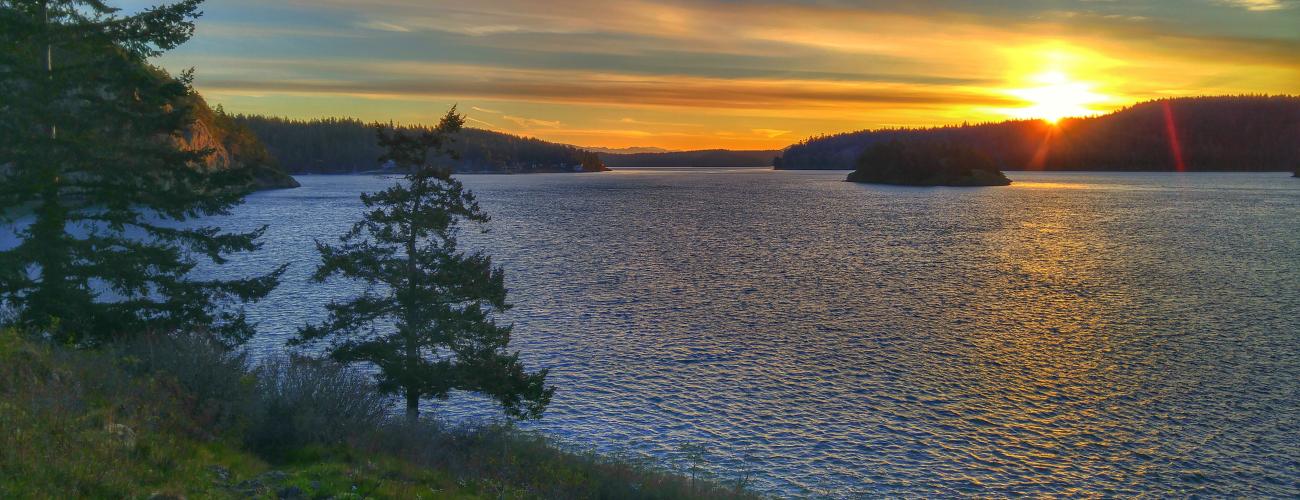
top-left (115, 333), bottom-right (256, 437)
top-left (246, 355), bottom-right (387, 459)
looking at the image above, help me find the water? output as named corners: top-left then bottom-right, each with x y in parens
top-left (19, 169), bottom-right (1300, 496)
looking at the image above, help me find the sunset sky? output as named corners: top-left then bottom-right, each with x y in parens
top-left (129, 0), bottom-right (1300, 150)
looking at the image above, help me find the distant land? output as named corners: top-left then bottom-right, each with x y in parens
top-left (777, 96), bottom-right (1300, 172)
top-left (584, 146), bottom-right (675, 155)
top-left (599, 149), bottom-right (780, 168)
top-left (847, 141), bottom-right (1011, 187)
top-left (235, 116), bottom-right (606, 174)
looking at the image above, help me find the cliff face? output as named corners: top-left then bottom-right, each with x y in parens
top-left (177, 95), bottom-right (299, 191)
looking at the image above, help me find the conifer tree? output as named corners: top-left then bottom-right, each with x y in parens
top-left (293, 108), bottom-right (553, 421)
top-left (0, 0), bottom-right (283, 345)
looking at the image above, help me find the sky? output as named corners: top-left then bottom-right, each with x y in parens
top-left (126, 0), bottom-right (1300, 150)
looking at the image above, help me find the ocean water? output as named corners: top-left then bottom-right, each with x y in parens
top-left (16, 169), bottom-right (1300, 496)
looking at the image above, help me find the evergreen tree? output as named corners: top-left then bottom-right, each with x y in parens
top-left (0, 0), bottom-right (283, 345)
top-left (292, 108), bottom-right (553, 421)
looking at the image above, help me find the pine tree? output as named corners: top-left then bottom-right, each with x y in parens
top-left (292, 108), bottom-right (553, 421)
top-left (0, 0), bottom-right (283, 345)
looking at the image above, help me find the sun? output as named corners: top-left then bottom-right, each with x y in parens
top-left (1008, 71), bottom-right (1107, 124)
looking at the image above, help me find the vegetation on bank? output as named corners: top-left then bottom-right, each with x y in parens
top-left (778, 95), bottom-right (1300, 171)
top-left (847, 141), bottom-right (1011, 186)
top-left (0, 329), bottom-right (758, 498)
top-left (234, 115), bottom-right (606, 174)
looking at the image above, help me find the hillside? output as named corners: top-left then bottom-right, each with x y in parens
top-left (586, 146), bottom-right (674, 154)
top-left (235, 116), bottom-right (606, 174)
top-left (777, 96), bottom-right (1300, 171)
top-left (599, 149), bottom-right (779, 168)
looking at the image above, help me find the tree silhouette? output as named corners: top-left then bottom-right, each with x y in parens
top-left (0, 0), bottom-right (282, 345)
top-left (292, 108), bottom-right (552, 421)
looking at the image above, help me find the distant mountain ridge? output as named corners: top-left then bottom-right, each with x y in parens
top-left (600, 149), bottom-right (780, 167)
top-left (584, 146), bottom-right (675, 154)
top-left (777, 95), bottom-right (1300, 172)
top-left (234, 116), bottom-right (605, 174)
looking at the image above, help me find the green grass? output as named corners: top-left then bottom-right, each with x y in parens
top-left (0, 330), bottom-right (759, 499)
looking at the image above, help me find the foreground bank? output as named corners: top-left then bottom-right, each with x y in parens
top-left (0, 330), bottom-right (755, 499)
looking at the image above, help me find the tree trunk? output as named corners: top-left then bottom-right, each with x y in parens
top-left (43, 0), bottom-right (56, 140)
top-left (405, 387), bottom-right (420, 423)
top-left (28, 184), bottom-right (68, 336)
top-left (402, 175), bottom-right (426, 424)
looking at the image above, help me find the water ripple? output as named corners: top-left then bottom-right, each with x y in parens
top-left (200, 170), bottom-right (1298, 497)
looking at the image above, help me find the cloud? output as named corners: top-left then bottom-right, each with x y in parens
top-left (465, 116), bottom-right (498, 128)
top-left (194, 59), bottom-right (1021, 112)
top-left (1215, 0), bottom-right (1290, 10)
top-left (502, 115), bottom-right (561, 128)
top-left (616, 117), bottom-right (702, 127)
top-left (471, 106), bottom-right (502, 114)
top-left (359, 20), bottom-right (412, 32)
top-left (752, 128), bottom-right (791, 138)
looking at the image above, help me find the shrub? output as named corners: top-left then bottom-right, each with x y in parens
top-left (245, 355), bottom-right (387, 459)
top-left (115, 333), bottom-right (256, 437)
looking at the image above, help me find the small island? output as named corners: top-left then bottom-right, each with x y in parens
top-left (847, 140), bottom-right (1011, 186)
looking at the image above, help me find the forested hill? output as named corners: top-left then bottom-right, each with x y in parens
top-left (776, 96), bottom-right (1300, 171)
top-left (599, 149), bottom-right (779, 167)
top-left (233, 116), bottom-right (606, 174)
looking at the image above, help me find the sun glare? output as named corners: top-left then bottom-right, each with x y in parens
top-left (1009, 71), bottom-right (1107, 124)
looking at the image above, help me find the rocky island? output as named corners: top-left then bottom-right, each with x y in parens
top-left (846, 140), bottom-right (1011, 186)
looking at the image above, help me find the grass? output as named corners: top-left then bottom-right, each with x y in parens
top-left (0, 329), bottom-right (759, 499)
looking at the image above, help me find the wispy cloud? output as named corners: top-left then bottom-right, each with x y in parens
top-left (465, 116), bottom-right (498, 128)
top-left (752, 128), bottom-right (791, 138)
top-left (1215, 0), bottom-right (1290, 11)
top-left (502, 115), bottom-right (561, 128)
top-left (616, 117), bottom-right (702, 128)
top-left (358, 20), bottom-right (412, 32)
top-left (195, 59), bottom-right (1022, 110)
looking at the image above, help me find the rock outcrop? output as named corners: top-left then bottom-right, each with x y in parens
top-left (179, 96), bottom-right (299, 190)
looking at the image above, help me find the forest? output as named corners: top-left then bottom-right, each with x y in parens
top-left (232, 114), bottom-right (606, 174)
top-left (600, 149), bottom-right (780, 168)
top-left (776, 96), bottom-right (1300, 171)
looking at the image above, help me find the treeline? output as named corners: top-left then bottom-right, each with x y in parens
top-left (599, 149), bottom-right (780, 167)
top-left (777, 95), bottom-right (1300, 171)
top-left (232, 115), bottom-right (606, 174)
